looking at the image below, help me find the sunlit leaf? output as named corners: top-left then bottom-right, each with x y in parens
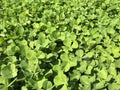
top-left (54, 71), bottom-right (68, 87)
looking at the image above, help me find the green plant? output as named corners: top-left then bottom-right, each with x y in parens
top-left (0, 0), bottom-right (120, 90)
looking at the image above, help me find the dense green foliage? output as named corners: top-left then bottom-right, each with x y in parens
top-left (0, 0), bottom-right (120, 90)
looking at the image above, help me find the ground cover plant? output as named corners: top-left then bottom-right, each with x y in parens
top-left (0, 0), bottom-right (120, 90)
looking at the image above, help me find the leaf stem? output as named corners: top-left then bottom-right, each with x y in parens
top-left (7, 78), bottom-right (17, 87)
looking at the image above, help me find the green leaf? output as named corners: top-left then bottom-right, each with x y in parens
top-left (112, 46), bottom-right (119, 58)
top-left (108, 63), bottom-right (116, 77)
top-left (54, 71), bottom-right (68, 87)
top-left (46, 53), bottom-right (53, 59)
top-left (11, 64), bottom-right (18, 77)
top-left (80, 75), bottom-right (90, 85)
top-left (33, 23), bottom-right (40, 29)
top-left (70, 33), bottom-right (76, 41)
top-left (94, 81), bottom-right (105, 89)
top-left (63, 59), bottom-right (77, 72)
top-left (38, 32), bottom-right (45, 39)
top-left (25, 48), bottom-right (36, 60)
top-left (20, 60), bottom-right (28, 70)
top-left (58, 32), bottom-right (66, 41)
top-left (42, 39), bottom-right (50, 47)
top-left (83, 51), bottom-right (94, 58)
top-left (34, 78), bottom-right (46, 89)
top-left (85, 65), bottom-right (93, 74)
top-left (78, 61), bottom-right (87, 73)
top-left (18, 40), bottom-right (28, 46)
top-left (63, 38), bottom-right (72, 47)
top-left (52, 31), bottom-right (66, 41)
top-left (37, 51), bottom-right (46, 59)
top-left (46, 26), bottom-right (56, 34)
top-left (43, 80), bottom-right (53, 90)
top-left (89, 75), bottom-right (96, 83)
top-left (53, 65), bottom-right (62, 72)
top-left (81, 85), bottom-right (91, 90)
top-left (75, 49), bottom-right (84, 58)
top-left (70, 70), bottom-right (81, 80)
top-left (60, 85), bottom-right (68, 90)
top-left (1, 64), bottom-right (18, 78)
top-left (29, 41), bottom-right (35, 49)
top-left (61, 53), bottom-right (77, 72)
top-left (0, 37), bottom-right (4, 44)
top-left (15, 25), bottom-right (24, 36)
top-left (115, 60), bottom-right (120, 68)
top-left (7, 56), bottom-right (17, 63)
top-left (108, 83), bottom-right (120, 90)
top-left (21, 86), bottom-right (28, 90)
top-left (28, 59), bottom-right (38, 73)
top-left (105, 0), bottom-right (110, 4)
top-left (62, 46), bottom-right (72, 53)
top-left (4, 43), bottom-right (17, 56)
top-left (115, 74), bottom-right (120, 84)
top-left (60, 53), bottom-right (69, 62)
top-left (0, 76), bottom-right (5, 84)
top-left (71, 41), bottom-right (78, 49)
top-left (98, 68), bottom-right (108, 80)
